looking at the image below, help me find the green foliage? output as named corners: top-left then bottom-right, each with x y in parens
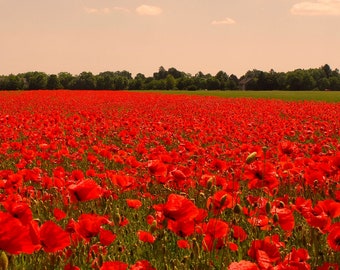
top-left (1, 64), bottom-right (340, 91)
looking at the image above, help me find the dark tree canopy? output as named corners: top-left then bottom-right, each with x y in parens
top-left (0, 65), bottom-right (339, 91)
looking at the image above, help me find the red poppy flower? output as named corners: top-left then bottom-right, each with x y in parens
top-left (68, 179), bottom-right (103, 202)
top-left (64, 263), bottom-right (81, 270)
top-left (53, 208), bottom-right (67, 221)
top-left (248, 215), bottom-right (270, 230)
top-left (167, 219), bottom-right (195, 237)
top-left (232, 225), bottom-right (248, 242)
top-left (228, 260), bottom-right (259, 270)
top-left (202, 218), bottom-right (229, 251)
top-left (317, 262), bottom-right (339, 270)
top-left (147, 160), bottom-right (167, 177)
top-left (277, 247), bottom-right (310, 270)
top-left (177, 239), bottom-right (191, 249)
top-left (99, 228), bottom-right (117, 246)
top-left (76, 213), bottom-right (112, 241)
top-left (170, 169), bottom-right (187, 181)
top-left (137, 231), bottom-right (156, 243)
top-left (248, 237), bottom-right (281, 268)
top-left (40, 221), bottom-right (70, 253)
top-left (244, 161), bottom-right (279, 194)
top-left (207, 190), bottom-right (235, 215)
top-left (327, 222), bottom-right (340, 251)
top-left (317, 199), bottom-right (340, 219)
top-left (109, 173), bottom-right (136, 191)
top-left (126, 199), bottom-right (143, 209)
top-left (0, 212), bottom-right (40, 254)
top-left (100, 261), bottom-right (128, 270)
top-left (2, 201), bottom-right (33, 225)
top-left (272, 206), bottom-right (295, 231)
top-left (162, 194), bottom-right (199, 222)
top-left (130, 260), bottom-right (156, 270)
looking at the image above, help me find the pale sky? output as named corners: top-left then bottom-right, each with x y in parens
top-left (1, 0), bottom-right (340, 77)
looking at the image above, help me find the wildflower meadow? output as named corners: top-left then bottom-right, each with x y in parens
top-left (0, 90), bottom-right (339, 270)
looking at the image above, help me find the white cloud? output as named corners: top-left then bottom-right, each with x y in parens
top-left (84, 7), bottom-right (111, 15)
top-left (136, 5), bottom-right (162, 16)
top-left (211, 17), bottom-right (236, 25)
top-left (291, 0), bottom-right (340, 16)
top-left (112, 6), bottom-right (131, 14)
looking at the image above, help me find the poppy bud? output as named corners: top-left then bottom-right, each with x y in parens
top-left (246, 152), bottom-right (257, 164)
top-left (207, 177), bottom-right (215, 190)
top-left (273, 213), bottom-right (279, 223)
top-left (220, 194), bottom-right (228, 207)
top-left (192, 238), bottom-right (200, 258)
top-left (233, 203), bottom-right (242, 214)
top-left (114, 208), bottom-right (121, 224)
top-left (0, 251), bottom-right (8, 270)
top-left (265, 201), bottom-right (271, 214)
top-left (150, 220), bottom-right (158, 233)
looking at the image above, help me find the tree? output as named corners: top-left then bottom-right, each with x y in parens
top-left (206, 77), bottom-right (220, 90)
top-left (322, 64), bottom-right (332, 78)
top-left (114, 76), bottom-right (129, 90)
top-left (165, 74), bottom-right (176, 90)
top-left (96, 72), bottom-right (115, 90)
top-left (1, 74), bottom-right (25, 90)
top-left (58, 72), bottom-right (74, 89)
top-left (168, 67), bottom-right (184, 79)
top-left (318, 78), bottom-right (330, 90)
top-left (47, 74), bottom-right (62, 89)
top-left (153, 66), bottom-right (167, 80)
top-left (228, 74), bottom-right (239, 90)
top-left (215, 71), bottom-right (229, 90)
top-left (24, 72), bottom-right (48, 90)
top-left (74, 72), bottom-right (96, 89)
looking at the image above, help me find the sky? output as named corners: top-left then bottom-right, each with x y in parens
top-left (1, 0), bottom-right (340, 77)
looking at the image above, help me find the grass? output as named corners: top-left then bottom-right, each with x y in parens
top-left (138, 90), bottom-right (340, 102)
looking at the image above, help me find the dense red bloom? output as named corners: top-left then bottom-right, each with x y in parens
top-left (68, 179), bottom-right (103, 202)
top-left (272, 206), bottom-right (295, 232)
top-left (1, 91), bottom-right (340, 269)
top-left (248, 236), bottom-right (282, 269)
top-left (64, 264), bottom-right (81, 270)
top-left (317, 199), bottom-right (340, 219)
top-left (147, 160), bottom-right (167, 177)
top-left (162, 193), bottom-right (199, 222)
top-left (202, 218), bottom-right (229, 251)
top-left (130, 260), bottom-right (156, 270)
top-left (108, 173), bottom-right (136, 191)
top-left (126, 199), bottom-right (143, 209)
top-left (2, 201), bottom-right (33, 225)
top-left (40, 221), bottom-right (70, 252)
top-left (177, 239), bottom-right (191, 249)
top-left (232, 225), bottom-right (248, 242)
top-left (207, 190), bottom-right (235, 215)
top-left (99, 228), bottom-right (117, 246)
top-left (167, 219), bottom-right (195, 237)
top-left (75, 213), bottom-right (112, 241)
top-left (327, 222), bottom-right (340, 251)
top-left (275, 247), bottom-right (310, 270)
top-left (228, 260), bottom-right (259, 270)
top-left (0, 212), bottom-right (40, 254)
top-left (317, 263), bottom-right (339, 270)
top-left (244, 161), bottom-right (279, 194)
top-left (53, 208), bottom-right (67, 221)
top-left (137, 231), bottom-right (156, 243)
top-left (248, 215), bottom-right (270, 230)
top-left (100, 261), bottom-right (128, 270)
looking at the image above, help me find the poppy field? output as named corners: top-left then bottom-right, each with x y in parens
top-left (0, 90), bottom-right (339, 270)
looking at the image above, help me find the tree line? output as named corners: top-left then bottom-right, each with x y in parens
top-left (0, 64), bottom-right (339, 91)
